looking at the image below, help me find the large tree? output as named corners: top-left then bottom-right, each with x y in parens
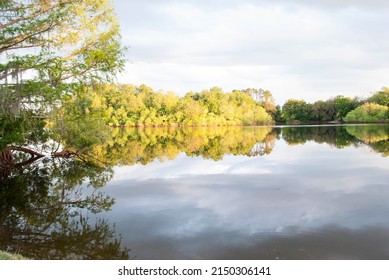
top-left (0, 0), bottom-right (125, 149)
top-left (0, 0), bottom-right (125, 118)
top-left (282, 99), bottom-right (313, 122)
top-left (367, 88), bottom-right (389, 107)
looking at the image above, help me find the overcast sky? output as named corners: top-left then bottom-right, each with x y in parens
top-left (114, 0), bottom-right (389, 104)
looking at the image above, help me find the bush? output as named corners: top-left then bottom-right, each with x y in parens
top-left (344, 103), bottom-right (388, 123)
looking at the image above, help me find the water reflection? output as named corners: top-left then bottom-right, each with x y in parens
top-left (281, 125), bottom-right (356, 147)
top-left (84, 125), bottom-right (388, 164)
top-left (0, 158), bottom-right (130, 259)
top-left (1, 124), bottom-right (388, 259)
top-left (0, 147), bottom-right (44, 178)
top-left (87, 126), bottom-right (278, 165)
top-left (104, 164), bottom-right (389, 259)
top-left (281, 125), bottom-right (389, 156)
top-left (345, 125), bottom-right (389, 156)
top-left (154, 225), bottom-right (389, 260)
top-left (99, 124), bottom-right (389, 259)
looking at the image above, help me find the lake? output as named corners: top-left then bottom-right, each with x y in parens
top-left (1, 124), bottom-right (388, 259)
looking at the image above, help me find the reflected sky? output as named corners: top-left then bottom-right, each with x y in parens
top-left (2, 125), bottom-right (387, 259)
top-left (99, 134), bottom-right (389, 259)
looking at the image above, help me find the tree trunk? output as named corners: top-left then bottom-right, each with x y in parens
top-left (0, 149), bottom-right (15, 178)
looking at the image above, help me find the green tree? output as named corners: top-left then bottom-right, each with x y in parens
top-left (311, 99), bottom-right (336, 121)
top-left (282, 99), bottom-right (313, 123)
top-left (0, 0), bottom-right (125, 146)
top-left (344, 103), bottom-right (388, 123)
top-left (1, 0), bottom-right (124, 86)
top-left (335, 95), bottom-right (358, 120)
top-left (274, 105), bottom-right (284, 123)
top-left (367, 88), bottom-right (389, 106)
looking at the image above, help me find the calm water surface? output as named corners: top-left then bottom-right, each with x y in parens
top-left (1, 125), bottom-right (389, 259)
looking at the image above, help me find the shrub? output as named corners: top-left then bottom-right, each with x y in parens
top-left (344, 103), bottom-right (388, 123)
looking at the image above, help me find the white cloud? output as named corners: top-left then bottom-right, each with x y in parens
top-left (115, 0), bottom-right (389, 104)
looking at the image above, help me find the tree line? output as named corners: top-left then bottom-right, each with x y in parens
top-left (280, 89), bottom-right (389, 124)
top-left (59, 84), bottom-right (388, 128)
top-left (59, 84), bottom-right (275, 128)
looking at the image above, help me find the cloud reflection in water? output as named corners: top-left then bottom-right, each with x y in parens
top-left (101, 138), bottom-right (389, 259)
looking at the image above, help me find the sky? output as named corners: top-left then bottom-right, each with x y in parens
top-left (114, 0), bottom-right (389, 104)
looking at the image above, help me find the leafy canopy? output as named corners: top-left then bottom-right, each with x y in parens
top-left (1, 0), bottom-right (125, 146)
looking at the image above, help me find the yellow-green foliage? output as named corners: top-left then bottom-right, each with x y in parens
top-left (88, 126), bottom-right (277, 165)
top-left (68, 84), bottom-right (274, 127)
top-left (344, 103), bottom-right (389, 123)
top-left (345, 124), bottom-right (389, 157)
top-left (345, 125), bottom-right (389, 143)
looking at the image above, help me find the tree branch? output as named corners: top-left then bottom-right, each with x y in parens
top-left (0, 1), bottom-right (75, 31)
top-left (9, 146), bottom-right (45, 158)
top-left (0, 21), bottom-right (58, 53)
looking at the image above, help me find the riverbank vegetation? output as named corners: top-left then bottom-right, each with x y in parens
top-left (343, 102), bottom-right (388, 123)
top-left (55, 83), bottom-right (389, 131)
top-left (280, 89), bottom-right (389, 124)
top-left (59, 85), bottom-right (275, 128)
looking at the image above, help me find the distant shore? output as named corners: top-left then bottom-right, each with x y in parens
top-left (278, 120), bottom-right (389, 125)
top-left (107, 120), bottom-right (389, 128)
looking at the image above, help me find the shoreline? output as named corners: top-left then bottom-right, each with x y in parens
top-left (107, 121), bottom-right (389, 128)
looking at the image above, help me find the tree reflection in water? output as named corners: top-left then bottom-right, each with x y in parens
top-left (0, 147), bottom-right (44, 179)
top-left (0, 157), bottom-right (130, 259)
top-left (281, 125), bottom-right (388, 156)
top-left (88, 126), bottom-right (279, 165)
top-left (345, 125), bottom-right (389, 156)
top-left (0, 124), bottom-right (387, 259)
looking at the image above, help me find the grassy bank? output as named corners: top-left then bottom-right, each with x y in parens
top-left (0, 251), bottom-right (28, 260)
